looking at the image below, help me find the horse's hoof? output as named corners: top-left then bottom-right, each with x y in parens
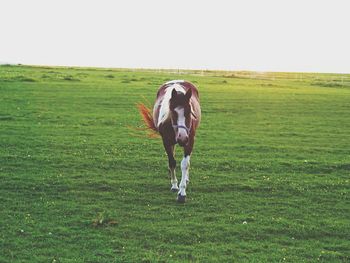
top-left (171, 187), bottom-right (179, 192)
top-left (177, 194), bottom-right (186, 203)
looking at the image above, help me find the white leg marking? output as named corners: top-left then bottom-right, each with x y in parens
top-left (179, 155), bottom-right (190, 196)
top-left (169, 167), bottom-right (179, 191)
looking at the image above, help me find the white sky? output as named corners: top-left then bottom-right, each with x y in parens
top-left (1, 0), bottom-right (349, 73)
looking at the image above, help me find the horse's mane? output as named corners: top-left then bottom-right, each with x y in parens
top-left (157, 84), bottom-right (185, 126)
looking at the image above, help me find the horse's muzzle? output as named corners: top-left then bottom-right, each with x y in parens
top-left (177, 137), bottom-right (189, 147)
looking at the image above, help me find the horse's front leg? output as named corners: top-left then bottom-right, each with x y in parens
top-left (163, 142), bottom-right (178, 192)
top-left (177, 137), bottom-right (194, 203)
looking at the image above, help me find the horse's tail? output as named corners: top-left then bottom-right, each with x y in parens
top-left (137, 103), bottom-right (158, 135)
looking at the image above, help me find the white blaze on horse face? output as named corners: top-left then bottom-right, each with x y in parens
top-left (174, 106), bottom-right (188, 144)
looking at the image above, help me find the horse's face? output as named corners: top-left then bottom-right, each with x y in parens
top-left (170, 88), bottom-right (193, 146)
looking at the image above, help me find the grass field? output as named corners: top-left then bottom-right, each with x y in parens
top-left (0, 65), bottom-right (349, 262)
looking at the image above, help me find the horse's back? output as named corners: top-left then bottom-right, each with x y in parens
top-left (157, 80), bottom-right (199, 100)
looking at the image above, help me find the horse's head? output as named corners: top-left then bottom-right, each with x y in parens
top-left (169, 88), bottom-right (196, 146)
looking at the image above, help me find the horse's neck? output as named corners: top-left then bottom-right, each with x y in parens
top-left (157, 84), bottom-right (185, 127)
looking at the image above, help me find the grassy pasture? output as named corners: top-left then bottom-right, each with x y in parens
top-left (0, 65), bottom-right (349, 262)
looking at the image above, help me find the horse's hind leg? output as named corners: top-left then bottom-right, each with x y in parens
top-left (164, 143), bottom-right (178, 191)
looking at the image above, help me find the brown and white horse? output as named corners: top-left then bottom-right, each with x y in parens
top-left (138, 80), bottom-right (201, 203)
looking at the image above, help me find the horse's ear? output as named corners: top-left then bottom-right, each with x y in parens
top-left (171, 88), bottom-right (177, 100)
top-left (185, 88), bottom-right (192, 101)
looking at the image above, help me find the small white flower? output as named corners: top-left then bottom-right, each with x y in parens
top-left (243, 221), bottom-right (247, 224)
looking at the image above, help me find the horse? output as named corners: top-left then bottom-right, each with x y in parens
top-left (138, 80), bottom-right (201, 203)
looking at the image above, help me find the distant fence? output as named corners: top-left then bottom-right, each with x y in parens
top-left (148, 68), bottom-right (350, 86)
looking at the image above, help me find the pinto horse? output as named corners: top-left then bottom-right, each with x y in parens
top-left (138, 80), bottom-right (201, 203)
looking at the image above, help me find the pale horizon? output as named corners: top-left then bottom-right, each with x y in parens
top-left (1, 0), bottom-right (349, 74)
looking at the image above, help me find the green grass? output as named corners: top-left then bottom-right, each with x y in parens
top-left (0, 65), bottom-right (349, 262)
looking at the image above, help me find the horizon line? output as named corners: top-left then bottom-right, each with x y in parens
top-left (1, 62), bottom-right (349, 75)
